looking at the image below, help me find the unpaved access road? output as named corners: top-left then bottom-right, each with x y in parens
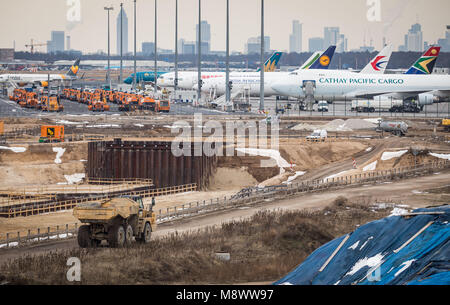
top-left (0, 171), bottom-right (448, 264)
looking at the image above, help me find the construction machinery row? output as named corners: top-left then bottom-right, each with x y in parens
top-left (62, 88), bottom-right (170, 113)
top-left (9, 88), bottom-right (64, 112)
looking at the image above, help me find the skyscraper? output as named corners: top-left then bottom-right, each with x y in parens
top-left (116, 6), bottom-right (129, 55)
top-left (245, 36), bottom-right (270, 54)
top-left (324, 27), bottom-right (340, 47)
top-left (196, 21), bottom-right (211, 54)
top-left (289, 20), bottom-right (302, 53)
top-left (399, 23), bottom-right (423, 52)
top-left (309, 37), bottom-right (324, 52)
top-left (47, 31), bottom-right (65, 53)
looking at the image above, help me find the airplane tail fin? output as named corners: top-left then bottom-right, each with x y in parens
top-left (297, 52), bottom-right (322, 70)
top-left (309, 46), bottom-right (336, 69)
top-left (360, 45), bottom-right (393, 74)
top-left (66, 59), bottom-right (81, 78)
top-left (257, 52), bottom-right (283, 72)
top-left (405, 46), bottom-right (441, 75)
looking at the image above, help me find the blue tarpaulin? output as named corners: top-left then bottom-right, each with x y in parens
top-left (274, 205), bottom-right (450, 285)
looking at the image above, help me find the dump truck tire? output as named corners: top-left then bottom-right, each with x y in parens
top-left (138, 222), bottom-right (152, 244)
top-left (78, 225), bottom-right (92, 248)
top-left (108, 224), bottom-right (126, 248)
top-left (125, 224), bottom-right (133, 245)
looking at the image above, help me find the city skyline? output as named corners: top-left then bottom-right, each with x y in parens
top-left (1, 0), bottom-right (450, 54)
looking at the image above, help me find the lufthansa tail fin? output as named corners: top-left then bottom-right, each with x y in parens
top-left (66, 59), bottom-right (81, 78)
top-left (405, 46), bottom-right (441, 75)
top-left (308, 46), bottom-right (336, 70)
top-left (360, 45), bottom-right (393, 74)
top-left (257, 52), bottom-right (283, 72)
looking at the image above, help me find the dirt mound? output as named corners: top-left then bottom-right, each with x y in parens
top-left (208, 167), bottom-right (259, 191)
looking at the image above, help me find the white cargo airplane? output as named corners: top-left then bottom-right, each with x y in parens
top-left (194, 45), bottom-right (393, 98)
top-left (270, 69), bottom-right (450, 105)
top-left (0, 59), bottom-right (80, 87)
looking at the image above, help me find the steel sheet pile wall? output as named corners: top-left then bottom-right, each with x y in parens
top-left (87, 139), bottom-right (216, 189)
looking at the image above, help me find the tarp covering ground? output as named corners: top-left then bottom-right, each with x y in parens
top-left (274, 205), bottom-right (450, 285)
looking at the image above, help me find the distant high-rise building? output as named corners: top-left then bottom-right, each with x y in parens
top-left (437, 25), bottom-right (450, 52)
top-left (196, 21), bottom-right (211, 54)
top-left (142, 42), bottom-right (155, 55)
top-left (289, 20), bottom-right (302, 53)
top-left (337, 34), bottom-right (348, 53)
top-left (116, 6), bottom-right (129, 55)
top-left (47, 31), bottom-right (65, 53)
top-left (182, 42), bottom-right (196, 55)
top-left (399, 23), bottom-right (423, 52)
top-left (245, 36), bottom-right (270, 54)
top-left (178, 39), bottom-right (185, 54)
top-left (66, 36), bottom-right (71, 51)
top-left (324, 27), bottom-right (339, 47)
top-left (309, 37), bottom-right (324, 52)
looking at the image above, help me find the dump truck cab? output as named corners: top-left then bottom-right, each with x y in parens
top-left (158, 99), bottom-right (170, 113)
top-left (73, 195), bottom-right (156, 248)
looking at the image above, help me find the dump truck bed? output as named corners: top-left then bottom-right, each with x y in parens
top-left (73, 197), bottom-right (139, 223)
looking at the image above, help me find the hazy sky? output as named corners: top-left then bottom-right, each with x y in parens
top-left (1, 0), bottom-right (449, 54)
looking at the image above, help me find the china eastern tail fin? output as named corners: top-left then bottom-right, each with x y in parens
top-left (405, 46), bottom-right (441, 75)
top-left (257, 51), bottom-right (283, 72)
top-left (360, 45), bottom-right (393, 74)
top-left (308, 46), bottom-right (336, 69)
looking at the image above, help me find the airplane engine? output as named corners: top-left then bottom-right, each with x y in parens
top-left (417, 93), bottom-right (436, 106)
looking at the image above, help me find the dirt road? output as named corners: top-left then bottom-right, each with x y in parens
top-left (0, 171), bottom-right (448, 264)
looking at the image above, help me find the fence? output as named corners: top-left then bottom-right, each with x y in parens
top-left (0, 183), bottom-right (197, 218)
top-left (0, 160), bottom-right (448, 248)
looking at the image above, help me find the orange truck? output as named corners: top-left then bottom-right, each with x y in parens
top-left (158, 99), bottom-right (170, 113)
top-left (39, 125), bottom-right (64, 143)
top-left (139, 96), bottom-right (158, 111)
top-left (119, 94), bottom-right (139, 111)
top-left (41, 96), bottom-right (64, 112)
top-left (88, 97), bottom-right (110, 112)
top-left (0, 121), bottom-right (4, 135)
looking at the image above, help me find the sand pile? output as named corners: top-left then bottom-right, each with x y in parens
top-left (291, 119), bottom-right (377, 132)
top-left (208, 167), bottom-right (258, 191)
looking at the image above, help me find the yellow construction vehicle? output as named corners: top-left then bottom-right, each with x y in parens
top-left (0, 121), bottom-right (4, 135)
top-left (442, 119), bottom-right (450, 132)
top-left (73, 195), bottom-right (156, 248)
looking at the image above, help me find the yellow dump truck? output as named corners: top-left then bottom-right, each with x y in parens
top-left (0, 121), bottom-right (3, 135)
top-left (443, 119), bottom-right (450, 132)
top-left (73, 196), bottom-right (156, 248)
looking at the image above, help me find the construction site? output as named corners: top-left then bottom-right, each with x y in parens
top-left (0, 109), bottom-right (449, 285)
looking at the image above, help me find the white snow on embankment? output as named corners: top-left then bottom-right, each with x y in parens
top-left (429, 152), bottom-right (450, 160)
top-left (0, 146), bottom-right (27, 153)
top-left (235, 148), bottom-right (294, 174)
top-left (283, 171), bottom-right (306, 184)
top-left (64, 173), bottom-right (85, 184)
top-left (380, 150), bottom-right (408, 161)
top-left (324, 170), bottom-right (351, 180)
top-left (53, 147), bottom-right (66, 164)
top-left (363, 161), bottom-right (377, 172)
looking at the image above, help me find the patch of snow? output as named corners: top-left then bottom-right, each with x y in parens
top-left (365, 147), bottom-right (373, 152)
top-left (364, 118), bottom-right (382, 124)
top-left (389, 207), bottom-right (409, 217)
top-left (380, 150), bottom-right (408, 161)
top-left (279, 282), bottom-right (293, 285)
top-left (64, 173), bottom-right (85, 185)
top-left (363, 161), bottom-right (377, 172)
top-left (394, 259), bottom-right (416, 277)
top-left (86, 124), bottom-right (120, 128)
top-left (412, 190), bottom-right (423, 194)
top-left (325, 170), bottom-right (351, 180)
top-left (360, 236), bottom-right (374, 250)
top-left (235, 148), bottom-right (294, 174)
top-left (52, 147), bottom-right (66, 164)
top-left (134, 124), bottom-right (144, 127)
top-left (0, 146), bottom-right (27, 153)
top-left (283, 171), bottom-right (306, 184)
top-left (345, 253), bottom-right (384, 276)
top-left (55, 120), bottom-right (89, 125)
top-left (429, 152), bottom-right (450, 161)
top-left (348, 241), bottom-right (360, 250)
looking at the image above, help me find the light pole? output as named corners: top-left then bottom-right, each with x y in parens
top-left (104, 6), bottom-right (114, 89)
top-left (174, 0), bottom-right (178, 101)
top-left (154, 0), bottom-right (158, 94)
top-left (225, 0), bottom-right (230, 106)
top-left (197, 0), bottom-right (201, 106)
top-left (133, 0), bottom-right (137, 90)
top-left (120, 3), bottom-right (123, 83)
top-left (259, 0), bottom-right (264, 111)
